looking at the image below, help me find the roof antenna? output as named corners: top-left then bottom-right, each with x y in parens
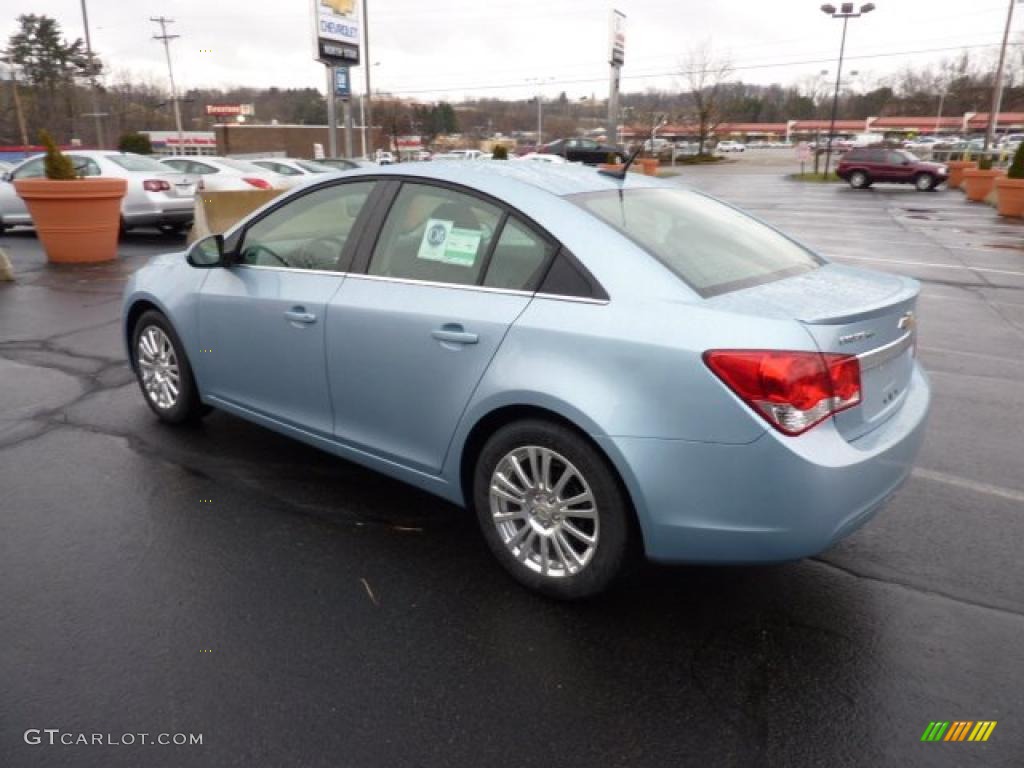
top-left (599, 113), bottom-right (667, 180)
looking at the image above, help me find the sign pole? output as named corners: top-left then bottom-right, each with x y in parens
top-left (607, 65), bottom-right (620, 147)
top-left (343, 100), bottom-right (354, 158)
top-left (326, 66), bottom-right (338, 158)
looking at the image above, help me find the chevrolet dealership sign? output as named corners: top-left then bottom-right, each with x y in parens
top-left (312, 0), bottom-right (361, 66)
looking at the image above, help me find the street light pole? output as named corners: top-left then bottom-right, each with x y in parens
top-left (983, 0), bottom-right (1017, 150)
top-left (79, 0), bottom-right (105, 148)
top-left (820, 3), bottom-right (875, 178)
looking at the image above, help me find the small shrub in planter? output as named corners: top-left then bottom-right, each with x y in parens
top-left (13, 130), bottom-right (128, 263)
top-left (491, 145), bottom-right (509, 160)
top-left (977, 154), bottom-right (993, 171)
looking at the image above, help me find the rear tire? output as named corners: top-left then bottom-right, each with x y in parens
top-left (473, 419), bottom-right (636, 599)
top-left (914, 173), bottom-right (936, 191)
top-left (131, 310), bottom-right (207, 424)
top-left (849, 170), bottom-right (871, 189)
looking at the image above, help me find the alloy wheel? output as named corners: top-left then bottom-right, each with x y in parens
top-left (488, 446), bottom-right (599, 579)
top-left (137, 325), bottom-right (181, 410)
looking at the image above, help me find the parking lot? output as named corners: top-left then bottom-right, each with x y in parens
top-left (2, 154), bottom-right (1022, 766)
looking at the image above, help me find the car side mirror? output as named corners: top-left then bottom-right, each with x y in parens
top-left (187, 234), bottom-right (225, 268)
top-left (1, 172), bottom-right (10, 182)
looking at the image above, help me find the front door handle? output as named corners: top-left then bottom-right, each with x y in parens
top-left (285, 307), bottom-right (317, 325)
top-left (431, 324), bottom-right (478, 345)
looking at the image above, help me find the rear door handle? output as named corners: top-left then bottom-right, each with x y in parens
top-left (285, 307), bottom-right (317, 324)
top-left (431, 324), bottom-right (478, 345)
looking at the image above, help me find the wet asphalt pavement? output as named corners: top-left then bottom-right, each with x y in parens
top-left (1, 153), bottom-right (1022, 767)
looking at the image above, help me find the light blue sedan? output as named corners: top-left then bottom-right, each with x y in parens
top-left (122, 162), bottom-right (930, 598)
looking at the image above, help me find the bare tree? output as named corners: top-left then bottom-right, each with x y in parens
top-left (679, 41), bottom-right (733, 155)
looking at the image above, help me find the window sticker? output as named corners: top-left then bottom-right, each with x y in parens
top-left (417, 218), bottom-right (482, 267)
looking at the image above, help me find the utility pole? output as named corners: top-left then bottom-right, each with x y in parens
top-left (983, 0), bottom-right (1017, 150)
top-left (151, 16), bottom-right (185, 154)
top-left (536, 95), bottom-right (543, 146)
top-left (362, 0), bottom-right (373, 157)
top-left (80, 0), bottom-right (105, 148)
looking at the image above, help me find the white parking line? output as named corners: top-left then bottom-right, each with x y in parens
top-left (913, 467), bottom-right (1024, 504)
top-left (831, 255), bottom-right (1024, 277)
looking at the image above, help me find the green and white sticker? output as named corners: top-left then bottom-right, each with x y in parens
top-left (417, 218), bottom-right (482, 267)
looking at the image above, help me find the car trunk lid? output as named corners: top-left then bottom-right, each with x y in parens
top-left (706, 263), bottom-right (919, 441)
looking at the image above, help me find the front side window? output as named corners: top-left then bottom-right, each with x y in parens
top-left (368, 183), bottom-right (501, 286)
top-left (67, 156), bottom-right (102, 177)
top-left (572, 188), bottom-right (821, 297)
top-left (238, 181), bottom-right (375, 271)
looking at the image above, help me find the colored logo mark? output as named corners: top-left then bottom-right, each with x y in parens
top-left (921, 721), bottom-right (997, 742)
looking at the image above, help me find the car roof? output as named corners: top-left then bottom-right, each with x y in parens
top-left (338, 160), bottom-right (671, 198)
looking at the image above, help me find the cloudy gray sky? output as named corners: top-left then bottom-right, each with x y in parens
top-left (2, 0), bottom-right (1019, 101)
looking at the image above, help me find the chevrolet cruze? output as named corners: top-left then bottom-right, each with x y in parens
top-left (122, 163), bottom-right (930, 598)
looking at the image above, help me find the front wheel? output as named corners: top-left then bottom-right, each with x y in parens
top-left (131, 310), bottom-right (207, 424)
top-left (473, 420), bottom-right (635, 599)
top-left (848, 170), bottom-right (871, 189)
top-left (914, 173), bottom-right (936, 191)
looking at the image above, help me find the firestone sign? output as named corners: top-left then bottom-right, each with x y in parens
top-left (312, 0), bottom-right (361, 67)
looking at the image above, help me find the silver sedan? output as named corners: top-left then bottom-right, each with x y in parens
top-left (0, 150), bottom-right (198, 235)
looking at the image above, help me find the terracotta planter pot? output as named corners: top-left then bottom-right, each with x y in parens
top-left (946, 160), bottom-right (977, 190)
top-left (639, 157), bottom-right (660, 176)
top-left (995, 176), bottom-right (1024, 217)
top-left (14, 178), bottom-right (127, 264)
top-left (961, 169), bottom-right (1003, 203)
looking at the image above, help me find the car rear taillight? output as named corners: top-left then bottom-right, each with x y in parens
top-left (704, 350), bottom-right (862, 436)
top-left (143, 179), bottom-right (172, 192)
top-left (242, 177), bottom-right (272, 189)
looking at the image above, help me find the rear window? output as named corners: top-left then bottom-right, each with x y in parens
top-left (571, 188), bottom-right (822, 297)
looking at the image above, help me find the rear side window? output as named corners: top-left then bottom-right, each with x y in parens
top-left (846, 149), bottom-right (868, 161)
top-left (483, 218), bottom-right (556, 291)
top-left (572, 188), bottom-right (821, 298)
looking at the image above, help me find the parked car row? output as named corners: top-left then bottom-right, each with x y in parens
top-left (0, 150), bottom-right (198, 234)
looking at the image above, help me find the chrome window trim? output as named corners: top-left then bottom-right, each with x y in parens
top-left (232, 258), bottom-right (609, 304)
top-left (534, 292), bottom-right (610, 306)
top-left (858, 331), bottom-right (914, 372)
top-left (345, 272), bottom-right (535, 298)
top-left (234, 264), bottom-right (346, 278)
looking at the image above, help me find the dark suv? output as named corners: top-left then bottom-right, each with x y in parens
top-left (836, 148), bottom-right (948, 191)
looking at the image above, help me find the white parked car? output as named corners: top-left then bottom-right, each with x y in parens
top-left (0, 150), bottom-right (197, 235)
top-left (159, 156), bottom-right (286, 191)
top-left (374, 151), bottom-right (395, 165)
top-left (716, 141), bottom-right (746, 153)
top-left (248, 158), bottom-right (340, 187)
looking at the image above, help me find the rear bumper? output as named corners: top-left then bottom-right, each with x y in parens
top-left (123, 205), bottom-right (193, 228)
top-left (598, 364), bottom-right (931, 563)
